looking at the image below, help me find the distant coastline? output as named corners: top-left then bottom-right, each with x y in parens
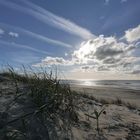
top-left (61, 79), bottom-right (140, 90)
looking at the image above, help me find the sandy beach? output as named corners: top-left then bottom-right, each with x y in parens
top-left (71, 85), bottom-right (140, 107)
top-left (69, 85), bottom-right (140, 140)
top-left (0, 74), bottom-right (140, 140)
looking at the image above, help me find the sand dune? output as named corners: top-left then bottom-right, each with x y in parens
top-left (0, 75), bottom-right (140, 140)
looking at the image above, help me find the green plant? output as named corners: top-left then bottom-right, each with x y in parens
top-left (85, 107), bottom-right (106, 134)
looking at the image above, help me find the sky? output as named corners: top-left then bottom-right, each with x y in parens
top-left (0, 0), bottom-right (140, 80)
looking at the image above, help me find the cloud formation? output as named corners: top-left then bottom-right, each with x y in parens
top-left (0, 40), bottom-right (50, 55)
top-left (73, 35), bottom-right (134, 63)
top-left (33, 24), bottom-right (140, 76)
top-left (125, 24), bottom-right (140, 42)
top-left (8, 31), bottom-right (19, 38)
top-left (72, 34), bottom-right (139, 73)
top-left (0, 27), bottom-right (19, 38)
top-left (33, 56), bottom-right (72, 67)
top-left (0, 23), bottom-right (72, 48)
top-left (0, 0), bottom-right (95, 40)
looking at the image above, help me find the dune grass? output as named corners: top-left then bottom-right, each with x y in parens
top-left (0, 66), bottom-right (78, 140)
top-left (0, 66), bottom-right (139, 140)
top-left (79, 92), bottom-right (138, 110)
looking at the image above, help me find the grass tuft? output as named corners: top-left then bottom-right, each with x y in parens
top-left (0, 66), bottom-right (78, 140)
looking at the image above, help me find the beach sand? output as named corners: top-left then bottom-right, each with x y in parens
top-left (0, 75), bottom-right (140, 140)
top-left (71, 85), bottom-right (140, 107)
top-left (69, 85), bottom-right (140, 140)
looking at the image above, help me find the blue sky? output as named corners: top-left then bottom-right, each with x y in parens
top-left (0, 0), bottom-right (140, 79)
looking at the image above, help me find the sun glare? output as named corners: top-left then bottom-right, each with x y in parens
top-left (74, 40), bottom-right (97, 63)
top-left (83, 80), bottom-right (93, 86)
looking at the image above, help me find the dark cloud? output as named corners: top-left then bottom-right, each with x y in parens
top-left (95, 45), bottom-right (123, 60)
top-left (131, 70), bottom-right (140, 74)
top-left (98, 66), bottom-right (110, 71)
top-left (81, 66), bottom-right (90, 70)
top-left (103, 57), bottom-right (121, 64)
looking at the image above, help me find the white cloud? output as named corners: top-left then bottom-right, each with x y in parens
top-left (34, 34), bottom-right (139, 74)
top-left (0, 23), bottom-right (72, 48)
top-left (42, 57), bottom-right (68, 65)
top-left (72, 35), bottom-right (133, 64)
top-left (0, 0), bottom-right (95, 40)
top-left (8, 31), bottom-right (19, 38)
top-left (22, 0), bottom-right (95, 39)
top-left (0, 28), bottom-right (4, 35)
top-left (33, 35), bottom-right (134, 67)
top-left (73, 36), bottom-right (138, 71)
top-left (124, 24), bottom-right (140, 42)
top-left (0, 40), bottom-right (50, 55)
top-left (31, 22), bottom-right (140, 77)
top-left (22, 29), bottom-right (72, 48)
top-left (65, 53), bottom-right (68, 56)
top-left (33, 56), bottom-right (72, 67)
top-left (71, 34), bottom-right (140, 74)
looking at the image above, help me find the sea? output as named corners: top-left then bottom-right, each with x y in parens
top-left (61, 80), bottom-right (140, 91)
